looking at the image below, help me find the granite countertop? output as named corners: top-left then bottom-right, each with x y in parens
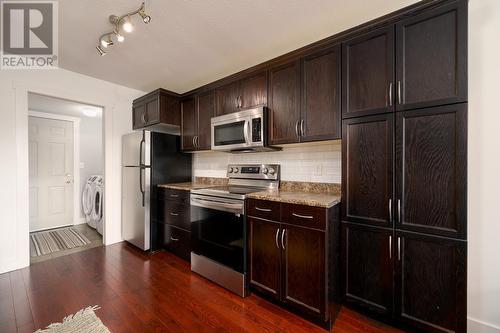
top-left (157, 177), bottom-right (228, 191)
top-left (246, 190), bottom-right (341, 208)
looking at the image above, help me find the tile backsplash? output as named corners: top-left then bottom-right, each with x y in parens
top-left (193, 140), bottom-right (341, 183)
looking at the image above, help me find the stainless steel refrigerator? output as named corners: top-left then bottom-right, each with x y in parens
top-left (122, 130), bottom-right (191, 250)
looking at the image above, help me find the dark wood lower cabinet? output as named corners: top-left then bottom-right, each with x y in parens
top-left (395, 231), bottom-right (466, 333)
top-left (157, 223), bottom-right (191, 262)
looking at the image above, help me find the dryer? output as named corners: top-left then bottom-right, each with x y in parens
top-left (82, 175), bottom-right (103, 233)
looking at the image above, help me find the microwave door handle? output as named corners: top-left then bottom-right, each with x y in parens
top-left (243, 120), bottom-right (250, 145)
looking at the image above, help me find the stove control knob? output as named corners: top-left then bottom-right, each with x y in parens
top-left (262, 167), bottom-right (269, 174)
top-left (233, 167), bottom-right (239, 173)
top-left (228, 167), bottom-right (234, 173)
top-left (268, 167), bottom-right (276, 175)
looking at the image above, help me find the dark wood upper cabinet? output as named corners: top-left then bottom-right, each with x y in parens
top-left (395, 1), bottom-right (467, 111)
top-left (216, 82), bottom-right (240, 116)
top-left (180, 98), bottom-right (196, 151)
top-left (395, 104), bottom-right (467, 239)
top-left (342, 26), bottom-right (395, 118)
top-left (133, 89), bottom-right (181, 131)
top-left (301, 45), bottom-right (341, 142)
top-left (196, 90), bottom-right (215, 150)
top-left (269, 60), bottom-right (301, 144)
top-left (282, 224), bottom-right (325, 320)
top-left (248, 217), bottom-right (281, 301)
top-left (395, 231), bottom-right (466, 333)
top-left (240, 71), bottom-right (268, 109)
top-left (342, 114), bottom-right (394, 228)
top-left (342, 223), bottom-right (393, 316)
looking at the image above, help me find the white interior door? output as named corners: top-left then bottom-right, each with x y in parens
top-left (29, 116), bottom-right (74, 232)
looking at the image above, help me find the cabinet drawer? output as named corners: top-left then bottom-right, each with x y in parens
top-left (247, 199), bottom-right (280, 221)
top-left (282, 203), bottom-right (326, 230)
top-left (160, 201), bottom-right (190, 231)
top-left (159, 188), bottom-right (190, 205)
top-left (158, 224), bottom-right (191, 262)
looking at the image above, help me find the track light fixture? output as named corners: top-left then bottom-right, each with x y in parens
top-left (96, 1), bottom-right (151, 56)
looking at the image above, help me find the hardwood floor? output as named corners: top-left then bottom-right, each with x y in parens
top-left (0, 242), bottom-right (405, 333)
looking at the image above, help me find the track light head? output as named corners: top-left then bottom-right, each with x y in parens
top-left (114, 30), bottom-right (125, 42)
top-left (100, 35), bottom-right (114, 48)
top-left (139, 10), bottom-right (151, 23)
top-left (96, 45), bottom-right (106, 56)
top-left (122, 15), bottom-right (133, 33)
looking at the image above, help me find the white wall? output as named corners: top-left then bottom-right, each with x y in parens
top-left (468, 0), bottom-right (500, 332)
top-left (0, 68), bottom-right (144, 274)
top-left (193, 141), bottom-right (341, 183)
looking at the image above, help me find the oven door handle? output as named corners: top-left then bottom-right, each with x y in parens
top-left (191, 196), bottom-right (243, 214)
top-left (243, 120), bottom-right (250, 145)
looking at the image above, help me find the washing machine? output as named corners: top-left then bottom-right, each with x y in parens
top-left (81, 175), bottom-right (103, 234)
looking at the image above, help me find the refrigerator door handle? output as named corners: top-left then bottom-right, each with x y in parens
top-left (139, 168), bottom-right (145, 207)
top-left (139, 135), bottom-right (145, 166)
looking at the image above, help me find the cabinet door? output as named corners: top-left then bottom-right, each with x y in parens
top-left (216, 82), bottom-right (239, 115)
top-left (341, 223), bottom-right (393, 315)
top-left (196, 90), bottom-right (215, 150)
top-left (248, 217), bottom-right (281, 301)
top-left (395, 231), bottom-right (466, 333)
top-left (240, 71), bottom-right (267, 109)
top-left (342, 26), bottom-right (395, 118)
top-left (145, 98), bottom-right (160, 125)
top-left (132, 103), bottom-right (146, 130)
top-left (342, 114), bottom-right (394, 228)
top-left (282, 225), bottom-right (326, 320)
top-left (301, 45), bottom-right (341, 141)
top-left (181, 99), bottom-right (196, 151)
top-left (160, 94), bottom-right (180, 126)
top-left (395, 1), bottom-right (467, 111)
top-left (269, 60), bottom-right (301, 144)
top-left (395, 104), bottom-right (467, 239)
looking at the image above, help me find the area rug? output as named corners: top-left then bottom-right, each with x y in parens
top-left (34, 305), bottom-right (110, 333)
top-left (30, 227), bottom-right (91, 257)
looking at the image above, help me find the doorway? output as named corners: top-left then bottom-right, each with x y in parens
top-left (28, 93), bottom-right (104, 263)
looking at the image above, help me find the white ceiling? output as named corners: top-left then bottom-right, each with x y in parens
top-left (28, 93), bottom-right (103, 119)
top-left (59, 0), bottom-right (420, 94)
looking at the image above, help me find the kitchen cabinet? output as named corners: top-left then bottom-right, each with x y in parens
top-left (269, 60), bottom-right (301, 144)
top-left (395, 0), bottom-right (467, 111)
top-left (301, 45), bottom-right (341, 142)
top-left (342, 26), bottom-right (395, 118)
top-left (157, 187), bottom-right (191, 262)
top-left (341, 114), bottom-right (394, 228)
top-left (247, 199), bottom-right (340, 328)
top-left (341, 223), bottom-right (393, 315)
top-left (216, 71), bottom-right (267, 116)
top-left (133, 89), bottom-right (181, 131)
top-left (395, 231), bottom-right (466, 333)
top-left (181, 90), bottom-right (215, 151)
top-left (269, 46), bottom-right (341, 145)
top-left (180, 98), bottom-right (196, 151)
top-left (395, 104), bottom-right (467, 239)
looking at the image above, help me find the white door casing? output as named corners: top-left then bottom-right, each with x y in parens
top-left (29, 116), bottom-right (74, 231)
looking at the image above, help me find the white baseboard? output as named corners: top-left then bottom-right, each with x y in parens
top-left (75, 218), bottom-right (87, 225)
top-left (468, 317), bottom-right (500, 333)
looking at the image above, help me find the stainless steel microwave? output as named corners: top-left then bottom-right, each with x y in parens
top-left (211, 107), bottom-right (277, 152)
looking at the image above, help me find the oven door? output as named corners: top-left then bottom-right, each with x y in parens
top-left (190, 194), bottom-right (245, 273)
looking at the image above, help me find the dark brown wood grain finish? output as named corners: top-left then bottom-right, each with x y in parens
top-left (247, 199), bottom-right (281, 222)
top-left (157, 224), bottom-right (191, 262)
top-left (196, 90), bottom-right (215, 150)
top-left (395, 231), bottom-right (466, 333)
top-left (395, 0), bottom-right (467, 111)
top-left (180, 98), bottom-right (196, 151)
top-left (282, 225), bottom-right (326, 320)
top-left (248, 217), bottom-right (281, 301)
top-left (159, 201), bottom-right (190, 231)
top-left (269, 60), bottom-right (301, 144)
top-left (342, 26), bottom-right (395, 118)
top-left (395, 104), bottom-right (467, 239)
top-left (282, 203), bottom-right (327, 231)
top-left (240, 71), bottom-right (268, 110)
top-left (341, 223), bottom-right (394, 316)
top-left (216, 81), bottom-right (240, 116)
top-left (133, 89), bottom-right (181, 130)
top-left (301, 45), bottom-right (341, 141)
top-left (342, 114), bottom-right (394, 227)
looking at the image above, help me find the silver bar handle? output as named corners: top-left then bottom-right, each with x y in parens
top-left (295, 120), bottom-right (300, 138)
top-left (170, 236), bottom-right (179, 241)
top-left (398, 199), bottom-right (401, 222)
top-left (397, 81), bottom-right (402, 105)
top-left (292, 213), bottom-right (314, 220)
top-left (389, 198), bottom-right (392, 222)
top-left (170, 212), bottom-right (178, 216)
top-left (281, 229), bottom-right (286, 250)
top-left (243, 120), bottom-right (250, 145)
top-left (275, 229), bottom-right (280, 249)
top-left (255, 207), bottom-right (272, 212)
top-left (389, 235), bottom-right (392, 259)
top-left (170, 194), bottom-right (179, 198)
top-left (192, 136), bottom-right (195, 148)
top-left (397, 237), bottom-right (401, 261)
top-left (389, 82), bottom-right (393, 106)
top-left (300, 119), bottom-right (305, 137)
